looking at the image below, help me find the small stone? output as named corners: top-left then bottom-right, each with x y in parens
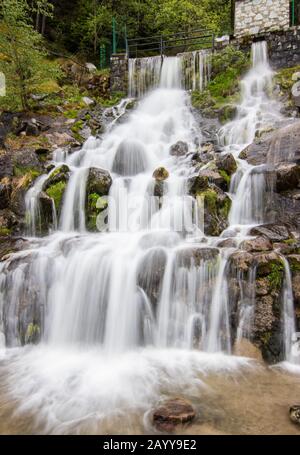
top-left (152, 167), bottom-right (169, 181)
top-left (292, 72), bottom-right (300, 81)
top-left (82, 96), bottom-right (95, 106)
top-left (153, 398), bottom-right (196, 432)
top-left (290, 405), bottom-right (300, 425)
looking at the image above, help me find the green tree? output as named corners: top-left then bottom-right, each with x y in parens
top-left (0, 0), bottom-right (60, 110)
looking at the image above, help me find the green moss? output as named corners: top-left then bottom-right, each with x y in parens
top-left (64, 109), bottom-right (79, 119)
top-left (25, 323), bottom-right (40, 344)
top-left (13, 165), bottom-right (41, 179)
top-left (220, 196), bottom-right (231, 218)
top-left (45, 181), bottom-right (66, 211)
top-left (97, 91), bottom-right (125, 107)
top-left (86, 193), bottom-right (108, 231)
top-left (283, 238), bottom-right (296, 245)
top-left (267, 262), bottom-right (284, 289)
top-left (0, 227), bottom-right (11, 236)
top-left (288, 257), bottom-right (300, 272)
top-left (192, 46), bottom-right (250, 115)
top-left (261, 331), bottom-right (271, 346)
top-left (199, 189), bottom-right (217, 213)
top-left (219, 169), bottom-right (231, 186)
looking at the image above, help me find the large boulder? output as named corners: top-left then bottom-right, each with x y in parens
top-left (216, 153), bottom-right (237, 175)
top-left (137, 248), bottom-right (167, 310)
top-left (240, 236), bottom-right (273, 252)
top-left (37, 192), bottom-right (56, 235)
top-left (275, 163), bottom-right (300, 192)
top-left (112, 139), bottom-right (147, 176)
top-left (153, 398), bottom-right (196, 432)
top-left (249, 223), bottom-right (293, 242)
top-left (196, 184), bottom-right (231, 236)
top-left (85, 167), bottom-right (112, 231)
top-left (176, 247), bottom-right (219, 267)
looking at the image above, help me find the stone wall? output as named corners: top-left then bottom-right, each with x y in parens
top-left (110, 53), bottom-right (128, 94)
top-left (235, 0), bottom-right (290, 37)
top-left (232, 27), bottom-right (300, 69)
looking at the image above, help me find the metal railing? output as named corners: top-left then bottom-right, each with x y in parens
top-left (126, 28), bottom-right (215, 58)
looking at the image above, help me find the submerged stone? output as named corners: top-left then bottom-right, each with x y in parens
top-left (153, 398), bottom-right (195, 432)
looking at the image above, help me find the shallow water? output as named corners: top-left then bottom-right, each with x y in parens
top-left (0, 347), bottom-right (299, 435)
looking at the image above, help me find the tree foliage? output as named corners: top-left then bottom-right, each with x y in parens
top-left (47, 0), bottom-right (231, 57)
top-left (0, 0), bottom-right (60, 110)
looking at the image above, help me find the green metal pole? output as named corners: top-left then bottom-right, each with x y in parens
top-left (112, 17), bottom-right (117, 54)
top-left (292, 0), bottom-right (295, 26)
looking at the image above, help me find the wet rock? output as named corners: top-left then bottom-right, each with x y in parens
top-left (137, 248), bottom-right (167, 309)
top-left (216, 153), bottom-right (237, 175)
top-left (289, 406), bottom-right (300, 425)
top-left (292, 272), bottom-right (300, 307)
top-left (152, 167), bottom-right (169, 181)
top-left (86, 167), bottom-right (112, 197)
top-left (169, 141), bottom-right (188, 157)
top-left (218, 104), bottom-right (237, 124)
top-left (240, 236), bottom-right (272, 252)
top-left (112, 139), bottom-right (147, 176)
top-left (0, 180), bottom-right (12, 210)
top-left (228, 251), bottom-right (254, 272)
top-left (0, 236), bottom-right (29, 261)
top-left (176, 247), bottom-right (219, 267)
top-left (153, 398), bottom-right (196, 432)
top-left (255, 277), bottom-right (271, 296)
top-left (239, 121), bottom-right (300, 166)
top-left (85, 167), bottom-right (112, 232)
top-left (249, 223), bottom-right (292, 242)
top-left (43, 165), bottom-right (70, 191)
top-left (187, 174), bottom-right (208, 196)
top-left (197, 168), bottom-right (228, 191)
top-left (217, 238), bottom-right (237, 248)
top-left (276, 163), bottom-right (300, 192)
top-left (43, 165), bottom-right (70, 215)
top-left (38, 192), bottom-right (55, 235)
top-left (286, 254), bottom-right (300, 272)
top-left (254, 251), bottom-right (284, 277)
top-left (197, 184), bottom-right (231, 236)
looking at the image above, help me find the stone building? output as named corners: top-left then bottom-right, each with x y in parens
top-left (234, 0), bottom-right (300, 37)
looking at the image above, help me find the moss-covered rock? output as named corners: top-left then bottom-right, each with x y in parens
top-left (85, 167), bottom-right (112, 231)
top-left (43, 164), bottom-right (70, 216)
top-left (196, 184), bottom-right (231, 236)
top-left (152, 167), bottom-right (169, 181)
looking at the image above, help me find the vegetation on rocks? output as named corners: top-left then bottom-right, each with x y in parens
top-left (192, 46), bottom-right (250, 120)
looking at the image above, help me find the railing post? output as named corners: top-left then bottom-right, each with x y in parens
top-left (112, 17), bottom-right (117, 54)
top-left (124, 24), bottom-right (129, 57)
top-left (212, 33), bottom-right (215, 53)
top-left (160, 35), bottom-right (163, 57)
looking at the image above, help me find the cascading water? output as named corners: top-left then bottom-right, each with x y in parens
top-left (220, 41), bottom-right (281, 228)
top-left (128, 50), bottom-right (211, 98)
top-left (0, 43), bottom-right (299, 434)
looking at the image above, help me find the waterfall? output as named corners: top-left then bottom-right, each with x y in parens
top-left (281, 257), bottom-right (300, 365)
top-left (128, 50), bottom-right (211, 98)
top-left (0, 41), bottom-right (298, 432)
top-left (220, 41), bottom-right (281, 227)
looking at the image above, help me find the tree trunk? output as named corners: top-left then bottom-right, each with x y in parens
top-left (41, 15), bottom-right (46, 36)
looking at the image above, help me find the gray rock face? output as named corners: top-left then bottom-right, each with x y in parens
top-left (249, 223), bottom-right (292, 242)
top-left (169, 141), bottom-right (189, 157)
top-left (86, 167), bottom-right (112, 196)
top-left (216, 153), bottom-right (237, 175)
top-left (275, 163), bottom-right (300, 192)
